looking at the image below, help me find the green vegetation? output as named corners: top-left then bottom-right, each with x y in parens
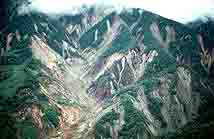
top-left (41, 104), bottom-right (60, 128)
top-left (0, 21), bottom-right (61, 139)
top-left (95, 110), bottom-right (119, 138)
top-left (119, 99), bottom-right (146, 139)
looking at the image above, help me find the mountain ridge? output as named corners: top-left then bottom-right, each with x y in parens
top-left (0, 6), bottom-right (214, 139)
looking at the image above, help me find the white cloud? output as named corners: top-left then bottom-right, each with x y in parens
top-left (27, 0), bottom-right (214, 23)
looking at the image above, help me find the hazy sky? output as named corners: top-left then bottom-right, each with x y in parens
top-left (28, 0), bottom-right (214, 23)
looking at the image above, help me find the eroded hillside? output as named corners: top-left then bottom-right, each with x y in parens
top-left (0, 7), bottom-right (214, 139)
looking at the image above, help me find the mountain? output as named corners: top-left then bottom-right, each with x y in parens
top-left (0, 6), bottom-right (214, 139)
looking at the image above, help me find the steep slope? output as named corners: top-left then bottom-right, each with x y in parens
top-left (0, 7), bottom-right (213, 139)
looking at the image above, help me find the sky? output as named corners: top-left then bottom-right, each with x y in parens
top-left (24, 0), bottom-right (214, 23)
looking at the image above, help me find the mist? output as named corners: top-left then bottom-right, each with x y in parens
top-left (21, 0), bottom-right (214, 23)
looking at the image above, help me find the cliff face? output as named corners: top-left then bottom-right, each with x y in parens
top-left (0, 7), bottom-right (212, 139)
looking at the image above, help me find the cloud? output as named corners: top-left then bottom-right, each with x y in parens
top-left (24, 0), bottom-right (214, 23)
